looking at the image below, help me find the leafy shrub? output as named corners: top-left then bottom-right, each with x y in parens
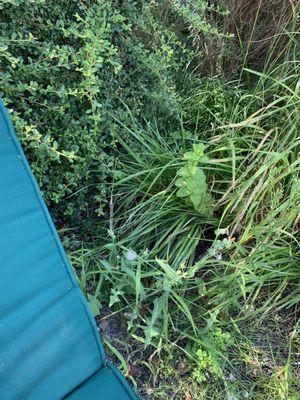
top-left (1, 0), bottom-right (123, 222)
top-left (0, 0), bottom-right (201, 229)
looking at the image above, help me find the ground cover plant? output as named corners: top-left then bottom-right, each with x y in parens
top-left (0, 0), bottom-right (299, 399)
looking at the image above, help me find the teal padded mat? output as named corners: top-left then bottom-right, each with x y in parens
top-left (0, 98), bottom-right (138, 400)
top-left (65, 364), bottom-right (137, 400)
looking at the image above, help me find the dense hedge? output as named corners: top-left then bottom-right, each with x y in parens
top-left (0, 1), bottom-right (188, 228)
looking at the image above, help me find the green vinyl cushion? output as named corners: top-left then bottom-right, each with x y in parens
top-left (0, 98), bottom-right (138, 400)
top-left (65, 364), bottom-right (137, 400)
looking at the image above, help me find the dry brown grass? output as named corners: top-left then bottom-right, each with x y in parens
top-left (182, 0), bottom-right (299, 74)
top-left (226, 0), bottom-right (299, 69)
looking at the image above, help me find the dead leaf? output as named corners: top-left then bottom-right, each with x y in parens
top-left (129, 364), bottom-right (139, 377)
top-left (277, 366), bottom-right (285, 380)
top-left (185, 392), bottom-right (192, 400)
top-left (178, 361), bottom-right (189, 376)
top-left (149, 353), bottom-right (159, 365)
top-left (99, 318), bottom-right (109, 332)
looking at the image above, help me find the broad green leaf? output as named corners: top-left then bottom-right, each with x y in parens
top-left (87, 294), bottom-right (101, 317)
top-left (109, 288), bottom-right (124, 307)
top-left (177, 186), bottom-right (189, 197)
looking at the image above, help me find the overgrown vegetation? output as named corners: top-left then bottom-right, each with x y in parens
top-left (1, 0), bottom-right (299, 399)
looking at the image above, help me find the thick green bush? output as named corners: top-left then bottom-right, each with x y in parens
top-left (0, 0), bottom-right (194, 230)
top-left (1, 1), bottom-right (119, 221)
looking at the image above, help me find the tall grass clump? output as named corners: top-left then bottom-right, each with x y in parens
top-left (57, 2), bottom-right (300, 398)
top-left (72, 26), bottom-right (299, 388)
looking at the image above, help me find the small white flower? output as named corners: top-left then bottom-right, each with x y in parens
top-left (125, 249), bottom-right (137, 261)
top-left (228, 373), bottom-right (235, 381)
